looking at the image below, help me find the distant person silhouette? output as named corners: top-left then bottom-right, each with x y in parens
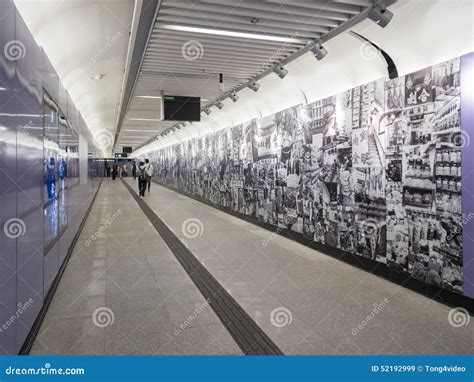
top-left (138, 161), bottom-right (147, 197)
top-left (132, 160), bottom-right (137, 179)
top-left (144, 159), bottom-right (153, 192)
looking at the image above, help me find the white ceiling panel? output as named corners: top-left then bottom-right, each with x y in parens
top-left (118, 0), bottom-right (382, 151)
top-left (15, 0), bottom-right (135, 156)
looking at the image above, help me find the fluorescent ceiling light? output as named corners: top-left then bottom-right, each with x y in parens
top-left (0, 113), bottom-right (43, 117)
top-left (135, 95), bottom-right (210, 101)
top-left (157, 23), bottom-right (310, 44)
top-left (127, 118), bottom-right (161, 121)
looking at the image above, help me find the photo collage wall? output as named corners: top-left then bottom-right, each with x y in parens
top-left (150, 57), bottom-right (464, 295)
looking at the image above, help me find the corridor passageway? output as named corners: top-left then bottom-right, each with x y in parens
top-left (29, 179), bottom-right (473, 355)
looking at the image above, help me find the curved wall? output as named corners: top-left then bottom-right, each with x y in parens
top-left (145, 54), bottom-right (473, 304)
top-left (133, 0), bottom-right (474, 157)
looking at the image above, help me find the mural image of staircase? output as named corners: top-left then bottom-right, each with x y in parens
top-left (367, 132), bottom-right (382, 167)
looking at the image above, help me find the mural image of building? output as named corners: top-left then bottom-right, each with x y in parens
top-left (151, 57), bottom-right (465, 296)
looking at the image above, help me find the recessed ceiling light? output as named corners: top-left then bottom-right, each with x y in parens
top-left (157, 23), bottom-right (310, 44)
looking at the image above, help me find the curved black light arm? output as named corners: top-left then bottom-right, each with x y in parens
top-left (351, 31), bottom-right (398, 79)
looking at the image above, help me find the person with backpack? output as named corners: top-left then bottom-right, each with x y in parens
top-left (138, 161), bottom-right (147, 197)
top-left (144, 158), bottom-right (153, 193)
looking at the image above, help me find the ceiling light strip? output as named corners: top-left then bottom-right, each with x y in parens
top-left (156, 23), bottom-right (311, 44)
top-left (134, 0), bottom-right (397, 154)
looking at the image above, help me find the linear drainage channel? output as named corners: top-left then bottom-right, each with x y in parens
top-left (121, 179), bottom-right (284, 355)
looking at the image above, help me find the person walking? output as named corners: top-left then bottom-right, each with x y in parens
top-left (144, 158), bottom-right (153, 193)
top-left (132, 160), bottom-right (137, 179)
top-left (138, 161), bottom-right (147, 197)
top-left (112, 163), bottom-right (118, 180)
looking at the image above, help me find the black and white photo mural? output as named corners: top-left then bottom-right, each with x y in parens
top-left (151, 56), bottom-right (465, 296)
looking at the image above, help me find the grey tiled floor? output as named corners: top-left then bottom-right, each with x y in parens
top-left (122, 178), bottom-right (473, 355)
top-left (31, 178), bottom-right (473, 355)
top-left (30, 179), bottom-right (241, 355)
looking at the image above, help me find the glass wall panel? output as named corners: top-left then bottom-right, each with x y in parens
top-left (43, 94), bottom-right (60, 250)
top-left (58, 113), bottom-right (68, 233)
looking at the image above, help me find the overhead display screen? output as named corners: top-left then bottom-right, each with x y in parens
top-left (163, 95), bottom-right (201, 122)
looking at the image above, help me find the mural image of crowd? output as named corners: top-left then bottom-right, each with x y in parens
top-left (152, 57), bottom-right (464, 295)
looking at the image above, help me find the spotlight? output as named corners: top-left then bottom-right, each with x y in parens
top-left (273, 64), bottom-right (288, 79)
top-left (247, 79), bottom-right (260, 92)
top-left (216, 101), bottom-right (224, 109)
top-left (203, 108), bottom-right (212, 115)
top-left (310, 43), bottom-right (327, 61)
top-left (229, 91), bottom-right (239, 102)
top-left (367, 4), bottom-right (393, 28)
